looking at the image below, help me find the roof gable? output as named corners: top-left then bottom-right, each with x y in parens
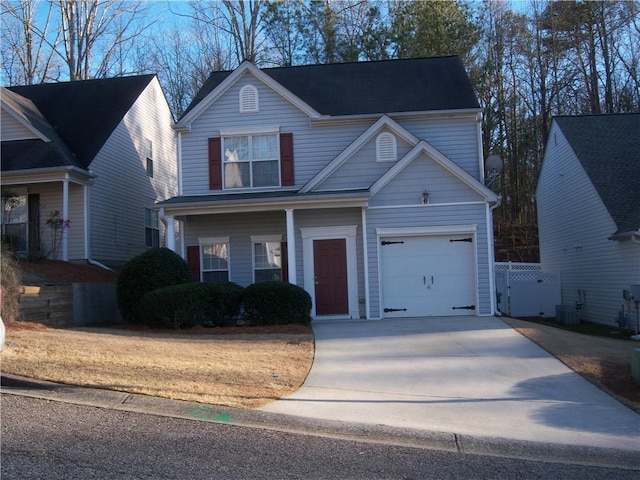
top-left (554, 114), bottom-right (640, 235)
top-left (371, 140), bottom-right (498, 202)
top-left (181, 56), bottom-right (479, 122)
top-left (7, 74), bottom-right (155, 168)
top-left (177, 62), bottom-right (320, 128)
top-left (301, 116), bottom-right (419, 193)
top-left (1, 88), bottom-right (81, 171)
top-left (1, 88), bottom-right (51, 141)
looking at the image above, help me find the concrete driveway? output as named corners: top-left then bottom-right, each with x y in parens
top-left (260, 316), bottom-right (640, 451)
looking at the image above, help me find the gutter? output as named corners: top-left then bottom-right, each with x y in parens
top-left (608, 229), bottom-right (640, 244)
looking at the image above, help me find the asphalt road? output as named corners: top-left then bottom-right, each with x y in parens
top-left (2, 394), bottom-right (638, 480)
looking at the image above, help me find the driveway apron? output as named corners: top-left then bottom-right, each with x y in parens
top-left (260, 316), bottom-right (640, 451)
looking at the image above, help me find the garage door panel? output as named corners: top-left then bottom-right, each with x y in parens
top-left (381, 234), bottom-right (475, 318)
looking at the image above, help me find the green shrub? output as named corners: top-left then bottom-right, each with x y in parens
top-left (1, 249), bottom-right (21, 323)
top-left (117, 247), bottom-right (193, 323)
top-left (137, 282), bottom-right (243, 329)
top-left (241, 281), bottom-right (312, 326)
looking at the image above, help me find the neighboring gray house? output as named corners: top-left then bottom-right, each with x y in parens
top-left (159, 57), bottom-right (499, 320)
top-left (1, 75), bottom-right (178, 268)
top-left (537, 114), bottom-right (640, 326)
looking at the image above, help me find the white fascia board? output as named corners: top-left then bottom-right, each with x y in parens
top-left (309, 108), bottom-right (482, 126)
top-left (0, 166), bottom-right (94, 185)
top-left (300, 115), bottom-right (420, 193)
top-left (174, 62), bottom-right (321, 130)
top-left (157, 192), bottom-right (369, 217)
top-left (370, 140), bottom-right (499, 202)
top-left (1, 101), bottom-right (50, 142)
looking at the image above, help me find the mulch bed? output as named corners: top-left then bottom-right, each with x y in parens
top-left (18, 260), bottom-right (118, 285)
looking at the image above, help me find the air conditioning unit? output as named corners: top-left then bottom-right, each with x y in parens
top-left (556, 305), bottom-right (579, 325)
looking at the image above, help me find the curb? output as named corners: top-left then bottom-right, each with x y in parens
top-left (2, 373), bottom-right (639, 470)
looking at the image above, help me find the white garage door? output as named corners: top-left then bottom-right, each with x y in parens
top-left (380, 234), bottom-right (476, 318)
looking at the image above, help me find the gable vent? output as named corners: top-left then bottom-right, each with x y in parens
top-left (240, 85), bottom-right (259, 113)
top-left (376, 132), bottom-right (397, 162)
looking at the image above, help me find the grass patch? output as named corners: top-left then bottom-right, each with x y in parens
top-left (1, 322), bottom-right (314, 409)
top-left (516, 317), bottom-right (636, 340)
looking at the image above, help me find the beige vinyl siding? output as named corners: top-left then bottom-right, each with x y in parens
top-left (29, 182), bottom-right (85, 261)
top-left (537, 124), bottom-right (640, 325)
top-left (88, 78), bottom-right (177, 266)
top-left (316, 133), bottom-right (414, 191)
top-left (1, 109), bottom-right (39, 140)
top-left (365, 204), bottom-right (492, 317)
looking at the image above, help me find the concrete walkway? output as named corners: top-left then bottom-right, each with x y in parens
top-left (260, 316), bottom-right (640, 451)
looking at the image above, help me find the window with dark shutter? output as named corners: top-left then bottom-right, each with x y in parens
top-left (208, 137), bottom-right (222, 189)
top-left (280, 133), bottom-right (294, 186)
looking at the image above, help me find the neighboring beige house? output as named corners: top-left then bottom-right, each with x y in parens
top-left (1, 75), bottom-right (178, 268)
top-left (159, 57), bottom-right (500, 320)
top-left (537, 114), bottom-right (640, 327)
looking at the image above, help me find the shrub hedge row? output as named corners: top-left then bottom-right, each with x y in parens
top-left (118, 248), bottom-right (312, 329)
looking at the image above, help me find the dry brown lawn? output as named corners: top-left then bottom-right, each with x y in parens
top-left (1, 321), bottom-right (313, 409)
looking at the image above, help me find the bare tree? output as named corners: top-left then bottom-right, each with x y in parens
top-left (189, 0), bottom-right (265, 66)
top-left (1, 0), bottom-right (60, 84)
top-left (56, 0), bottom-right (151, 80)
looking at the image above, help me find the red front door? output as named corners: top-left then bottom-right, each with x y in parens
top-left (313, 239), bottom-right (348, 315)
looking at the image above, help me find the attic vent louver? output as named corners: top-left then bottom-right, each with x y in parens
top-left (376, 132), bottom-right (397, 162)
top-left (240, 85), bottom-right (259, 113)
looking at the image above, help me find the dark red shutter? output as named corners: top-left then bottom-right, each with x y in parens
top-left (281, 241), bottom-right (289, 283)
top-left (208, 137), bottom-right (222, 190)
top-left (280, 133), bottom-right (294, 186)
top-left (186, 245), bottom-right (201, 282)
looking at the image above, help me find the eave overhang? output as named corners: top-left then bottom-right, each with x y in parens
top-left (156, 190), bottom-right (370, 217)
top-left (0, 165), bottom-right (94, 186)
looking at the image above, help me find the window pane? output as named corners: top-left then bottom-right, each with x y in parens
top-left (252, 160), bottom-right (279, 187)
top-left (252, 135), bottom-right (278, 160)
top-left (2, 195), bottom-right (27, 224)
top-left (254, 242), bottom-right (281, 269)
top-left (224, 136), bottom-right (249, 162)
top-left (203, 271), bottom-right (229, 283)
top-left (255, 269), bottom-right (282, 283)
top-left (224, 162), bottom-right (250, 188)
top-left (202, 243), bottom-right (228, 270)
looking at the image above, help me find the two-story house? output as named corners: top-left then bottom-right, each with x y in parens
top-left (537, 114), bottom-right (640, 327)
top-left (159, 56), bottom-right (499, 320)
top-left (1, 75), bottom-right (177, 268)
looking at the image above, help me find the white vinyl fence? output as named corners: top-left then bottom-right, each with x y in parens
top-left (495, 263), bottom-right (561, 318)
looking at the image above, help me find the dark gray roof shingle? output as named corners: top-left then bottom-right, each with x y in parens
top-left (5, 75), bottom-right (155, 170)
top-left (182, 56), bottom-right (479, 119)
top-left (555, 114), bottom-right (640, 235)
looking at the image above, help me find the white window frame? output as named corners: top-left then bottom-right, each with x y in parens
top-left (376, 132), bottom-right (397, 162)
top-left (145, 138), bottom-right (153, 177)
top-left (222, 132), bottom-right (281, 189)
top-left (239, 85), bottom-right (259, 113)
top-left (144, 208), bottom-right (159, 248)
top-left (199, 237), bottom-right (230, 282)
top-left (251, 235), bottom-right (283, 283)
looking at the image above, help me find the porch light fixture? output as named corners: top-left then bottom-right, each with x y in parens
top-left (422, 190), bottom-right (430, 204)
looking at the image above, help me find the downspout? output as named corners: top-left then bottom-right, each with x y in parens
top-left (177, 131), bottom-right (183, 196)
top-left (361, 206), bottom-right (370, 320)
top-left (285, 208), bottom-right (297, 285)
top-left (62, 175), bottom-right (69, 261)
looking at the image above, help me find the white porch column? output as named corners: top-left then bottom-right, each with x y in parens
top-left (62, 175), bottom-right (69, 261)
top-left (285, 208), bottom-right (297, 284)
top-left (165, 215), bottom-right (176, 251)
